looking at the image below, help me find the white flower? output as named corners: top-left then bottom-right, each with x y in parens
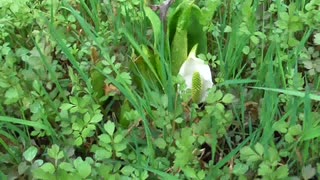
top-left (178, 44), bottom-right (213, 103)
top-left (314, 33), bottom-right (320, 45)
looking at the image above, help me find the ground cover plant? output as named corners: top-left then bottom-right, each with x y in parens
top-left (1, 0), bottom-right (320, 179)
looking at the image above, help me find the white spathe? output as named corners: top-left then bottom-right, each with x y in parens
top-left (178, 45), bottom-right (213, 102)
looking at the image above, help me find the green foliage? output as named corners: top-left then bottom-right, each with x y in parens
top-left (169, 0), bottom-right (220, 75)
top-left (1, 0), bottom-right (320, 179)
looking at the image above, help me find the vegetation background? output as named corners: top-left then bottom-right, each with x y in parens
top-left (0, 0), bottom-right (320, 179)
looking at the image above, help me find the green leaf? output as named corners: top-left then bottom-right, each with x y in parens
top-left (41, 163), bottom-right (55, 174)
top-left (113, 134), bottom-right (124, 144)
top-left (83, 113), bottom-right (91, 124)
top-left (171, 28), bottom-right (188, 75)
top-left (94, 149), bottom-right (112, 160)
top-left (4, 87), bottom-right (19, 104)
top-left (302, 126), bottom-right (320, 141)
top-left (32, 168), bottom-right (54, 180)
top-left (170, 1), bottom-right (193, 75)
top-left (275, 165), bottom-right (289, 179)
top-left (74, 157), bottom-right (91, 178)
top-left (48, 144), bottom-right (64, 160)
top-left (272, 121), bottom-right (288, 133)
top-left (23, 146), bottom-right (38, 162)
top-left (250, 35), bottom-right (259, 45)
top-left (207, 89), bottom-right (223, 103)
top-left (90, 65), bottom-right (106, 101)
top-left (60, 103), bottom-right (74, 111)
top-left (114, 142), bottom-right (127, 152)
top-left (74, 137), bottom-right (83, 146)
top-left (59, 162), bottom-right (75, 172)
top-left (174, 117), bottom-right (184, 124)
top-left (258, 163), bottom-right (272, 176)
top-left (254, 143), bottom-right (264, 156)
top-left (200, 0), bottom-right (221, 25)
top-left (99, 134), bottom-right (112, 144)
top-left (302, 164), bottom-right (316, 180)
top-left (116, 72), bottom-right (132, 85)
top-left (18, 162), bottom-right (29, 175)
top-left (104, 121), bottom-right (115, 136)
top-left (187, 5), bottom-right (207, 54)
top-left (121, 165), bottom-right (135, 176)
top-left (82, 127), bottom-right (94, 138)
top-left (242, 46), bottom-right (250, 55)
top-left (154, 138), bottom-right (167, 149)
top-left (143, 6), bottom-right (161, 47)
top-left (224, 25), bottom-right (232, 33)
top-left (233, 162), bottom-right (248, 175)
top-left (182, 166), bottom-right (197, 178)
top-left (240, 146), bottom-right (261, 163)
top-left (222, 94), bottom-right (234, 104)
top-left (197, 170), bottom-right (206, 179)
top-left (119, 99), bottom-right (132, 128)
top-left (288, 124), bottom-right (302, 136)
top-left (91, 113), bottom-right (103, 123)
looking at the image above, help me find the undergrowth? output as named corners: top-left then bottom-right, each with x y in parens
top-left (1, 0), bottom-right (320, 179)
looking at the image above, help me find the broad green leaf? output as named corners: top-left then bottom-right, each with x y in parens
top-left (121, 165), bottom-right (135, 176)
top-left (187, 4), bottom-right (207, 54)
top-left (302, 127), bottom-right (320, 141)
top-left (99, 134), bottom-right (112, 144)
top-left (240, 146), bottom-right (261, 162)
top-left (174, 117), bottom-right (184, 124)
top-left (60, 103), bottom-right (74, 111)
top-left (48, 144), bottom-right (64, 160)
top-left (207, 89), bottom-right (223, 103)
top-left (222, 94), bottom-right (234, 104)
top-left (18, 162), bottom-right (29, 175)
top-left (23, 146), bottom-right (38, 162)
top-left (288, 124), bottom-right (302, 136)
top-left (74, 157), bottom-right (91, 178)
top-left (114, 142), bottom-right (127, 152)
top-left (113, 134), bottom-right (124, 144)
top-left (254, 143), bottom-right (264, 156)
top-left (170, 1), bottom-right (193, 75)
top-left (250, 35), bottom-right (259, 45)
top-left (171, 28), bottom-right (188, 75)
top-left (4, 87), bottom-right (19, 104)
top-left (91, 113), bottom-right (103, 123)
top-left (94, 149), bottom-right (112, 160)
top-left (182, 166), bottom-right (197, 178)
top-left (59, 162), bottom-right (75, 172)
top-left (258, 163), bottom-right (272, 176)
top-left (233, 162), bottom-right (249, 175)
top-left (224, 25), bottom-right (232, 33)
top-left (168, 0), bottom-right (192, 44)
top-left (302, 165), bottom-right (316, 180)
top-left (41, 163), bottom-right (55, 174)
top-left (154, 138), bottom-right (167, 149)
top-left (74, 137), bottom-right (83, 146)
top-left (242, 46), bottom-right (250, 55)
top-left (104, 121), bottom-right (115, 136)
top-left (272, 121), bottom-right (288, 133)
top-left (275, 165), bottom-right (289, 179)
